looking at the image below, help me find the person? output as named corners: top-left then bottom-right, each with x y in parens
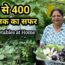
top-left (40, 8), bottom-right (65, 46)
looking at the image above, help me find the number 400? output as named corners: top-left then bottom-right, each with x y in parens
top-left (11, 5), bottom-right (30, 15)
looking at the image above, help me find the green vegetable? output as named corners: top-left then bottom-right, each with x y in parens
top-left (45, 44), bottom-right (64, 52)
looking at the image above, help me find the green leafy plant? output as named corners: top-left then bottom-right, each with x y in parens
top-left (0, 35), bottom-right (37, 65)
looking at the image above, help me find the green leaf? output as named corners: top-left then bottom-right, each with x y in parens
top-left (29, 12), bottom-right (36, 17)
top-left (7, 48), bottom-right (14, 54)
top-left (0, 61), bottom-right (3, 65)
top-left (0, 54), bottom-right (5, 60)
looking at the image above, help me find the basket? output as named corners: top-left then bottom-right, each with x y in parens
top-left (45, 60), bottom-right (65, 65)
top-left (36, 57), bottom-right (65, 65)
